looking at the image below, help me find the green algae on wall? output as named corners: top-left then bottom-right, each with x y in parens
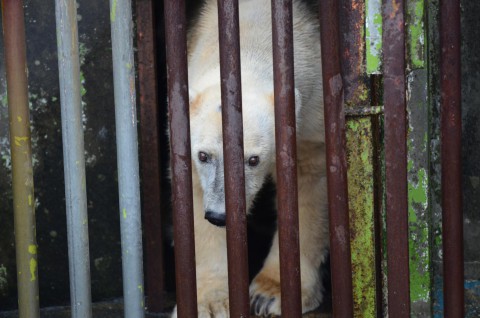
top-left (407, 69), bottom-right (432, 314)
top-left (366, 0), bottom-right (382, 74)
top-left (346, 118), bottom-right (378, 317)
top-left (407, 0), bottom-right (425, 69)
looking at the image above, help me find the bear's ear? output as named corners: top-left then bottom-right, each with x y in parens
top-left (295, 88), bottom-right (302, 119)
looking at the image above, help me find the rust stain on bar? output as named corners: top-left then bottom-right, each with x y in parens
top-left (164, 0), bottom-right (198, 316)
top-left (271, 0), bottom-right (302, 316)
top-left (217, 0), bottom-right (250, 316)
top-left (136, 0), bottom-right (164, 312)
top-left (382, 0), bottom-right (411, 316)
top-left (440, 0), bottom-right (464, 316)
top-left (339, 0), bottom-right (369, 107)
top-left (318, 0), bottom-right (354, 316)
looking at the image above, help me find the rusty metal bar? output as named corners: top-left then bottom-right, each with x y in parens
top-left (164, 0), bottom-right (198, 317)
top-left (318, 0), bottom-right (354, 316)
top-left (216, 0), bottom-right (250, 317)
top-left (2, 1), bottom-right (40, 317)
top-left (383, 0), bottom-right (411, 316)
top-left (54, 0), bottom-right (92, 317)
top-left (440, 0), bottom-right (464, 316)
top-left (135, 0), bottom-right (165, 312)
top-left (271, 0), bottom-right (302, 316)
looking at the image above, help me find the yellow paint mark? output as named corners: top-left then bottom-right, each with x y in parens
top-left (14, 136), bottom-right (29, 146)
top-left (123, 208), bottom-right (127, 219)
top-left (28, 195), bottom-right (32, 206)
top-left (126, 63), bottom-right (132, 70)
top-left (28, 244), bottom-right (37, 254)
top-left (110, 0), bottom-right (117, 22)
top-left (29, 258), bottom-right (37, 281)
top-left (17, 116), bottom-right (22, 122)
top-left (138, 284), bottom-right (143, 293)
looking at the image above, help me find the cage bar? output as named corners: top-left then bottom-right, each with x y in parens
top-left (318, 0), bottom-right (354, 316)
top-left (440, 0), bottom-right (464, 316)
top-left (135, 0), bottom-right (165, 312)
top-left (54, 0), bottom-right (92, 317)
top-left (383, 0), bottom-right (411, 316)
top-left (109, 0), bottom-right (145, 317)
top-left (271, 0), bottom-right (302, 316)
top-left (164, 0), bottom-right (198, 317)
top-left (216, 0), bottom-right (251, 316)
top-left (1, 1), bottom-right (40, 317)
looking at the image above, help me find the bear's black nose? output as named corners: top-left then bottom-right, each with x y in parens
top-left (205, 211), bottom-right (226, 227)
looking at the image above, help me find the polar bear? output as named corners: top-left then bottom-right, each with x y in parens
top-left (172, 0), bottom-right (329, 316)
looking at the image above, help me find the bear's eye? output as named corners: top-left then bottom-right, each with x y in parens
top-left (248, 156), bottom-right (259, 167)
top-left (198, 151), bottom-right (209, 163)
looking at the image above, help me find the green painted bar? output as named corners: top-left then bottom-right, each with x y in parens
top-left (346, 118), bottom-right (378, 317)
top-left (1, 1), bottom-right (40, 317)
top-left (407, 69), bottom-right (432, 314)
top-left (406, 0), bottom-right (425, 69)
top-left (365, 0), bottom-right (382, 74)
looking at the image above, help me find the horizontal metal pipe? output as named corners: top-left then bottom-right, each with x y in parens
top-left (135, 0), bottom-right (165, 312)
top-left (164, 0), bottom-right (198, 316)
top-left (271, 0), bottom-right (302, 316)
top-left (318, 0), bottom-right (354, 316)
top-left (1, 1), bottom-right (40, 317)
top-left (382, 0), bottom-right (411, 316)
top-left (54, 0), bottom-right (93, 317)
top-left (440, 0), bottom-right (464, 316)
top-left (216, 0), bottom-right (250, 316)
top-left (109, 0), bottom-right (145, 316)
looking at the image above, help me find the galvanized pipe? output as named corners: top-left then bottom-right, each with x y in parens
top-left (135, 0), bottom-right (165, 312)
top-left (382, 0), bottom-right (411, 316)
top-left (1, 1), bottom-right (40, 317)
top-left (109, 0), bottom-right (145, 317)
top-left (164, 0), bottom-right (198, 317)
top-left (54, 1), bottom-right (93, 317)
top-left (271, 0), bottom-right (302, 315)
top-left (318, 0), bottom-right (354, 316)
top-left (440, 0), bottom-right (464, 316)
top-left (216, 0), bottom-right (250, 317)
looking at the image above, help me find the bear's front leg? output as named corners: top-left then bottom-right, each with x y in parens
top-left (171, 176), bottom-right (230, 318)
top-left (250, 145), bottom-right (329, 316)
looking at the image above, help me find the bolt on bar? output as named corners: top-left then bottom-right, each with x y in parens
top-left (135, 0), bottom-right (165, 312)
top-left (164, 0), bottom-right (198, 317)
top-left (216, 0), bottom-right (251, 317)
top-left (1, 1), bottom-right (40, 317)
top-left (109, 0), bottom-right (145, 317)
top-left (54, 0), bottom-right (92, 317)
top-left (318, 0), bottom-right (354, 317)
top-left (271, 0), bottom-right (302, 316)
top-left (440, 0), bottom-right (464, 316)
top-left (383, 0), bottom-right (411, 316)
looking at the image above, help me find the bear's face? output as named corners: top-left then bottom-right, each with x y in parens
top-left (189, 85), bottom-right (275, 227)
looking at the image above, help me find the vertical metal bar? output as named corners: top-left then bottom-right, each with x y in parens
top-left (271, 0), bottom-right (302, 316)
top-left (135, 0), bottom-right (164, 312)
top-left (1, 1), bottom-right (40, 317)
top-left (54, 0), bottom-right (92, 317)
top-left (440, 0), bottom-right (464, 316)
top-left (109, 0), bottom-right (145, 317)
top-left (216, 0), bottom-right (250, 317)
top-left (383, 0), bottom-right (411, 316)
top-left (318, 0), bottom-right (354, 316)
top-left (164, 1), bottom-right (198, 317)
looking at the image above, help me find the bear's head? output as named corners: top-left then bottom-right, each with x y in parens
top-left (188, 82), bottom-right (302, 227)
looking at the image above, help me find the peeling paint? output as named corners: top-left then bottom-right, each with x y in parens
top-left (406, 0), bottom-right (425, 69)
top-left (366, 0), bottom-right (383, 74)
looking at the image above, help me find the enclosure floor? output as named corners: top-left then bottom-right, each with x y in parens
top-left (0, 295), bottom-right (332, 317)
